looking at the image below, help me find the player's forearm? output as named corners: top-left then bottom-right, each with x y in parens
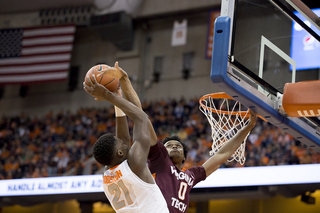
top-left (217, 123), bottom-right (254, 156)
top-left (120, 74), bottom-right (158, 146)
top-left (203, 111), bottom-right (256, 176)
top-left (104, 91), bottom-right (147, 123)
top-left (202, 124), bottom-right (254, 176)
top-left (120, 75), bottom-right (142, 109)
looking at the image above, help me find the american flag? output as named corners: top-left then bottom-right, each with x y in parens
top-left (0, 25), bottom-right (76, 85)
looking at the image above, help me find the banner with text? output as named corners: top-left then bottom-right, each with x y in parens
top-left (1, 164), bottom-right (320, 196)
top-left (0, 174), bottom-right (103, 196)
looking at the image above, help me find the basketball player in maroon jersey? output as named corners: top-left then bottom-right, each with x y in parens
top-left (98, 62), bottom-right (257, 213)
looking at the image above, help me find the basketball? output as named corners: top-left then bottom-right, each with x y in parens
top-left (84, 64), bottom-right (120, 93)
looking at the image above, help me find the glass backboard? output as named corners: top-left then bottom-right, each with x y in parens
top-left (211, 0), bottom-right (320, 152)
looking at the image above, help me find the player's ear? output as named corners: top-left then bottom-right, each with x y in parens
top-left (117, 150), bottom-right (124, 157)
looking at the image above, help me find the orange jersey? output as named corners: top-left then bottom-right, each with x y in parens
top-left (103, 160), bottom-right (169, 213)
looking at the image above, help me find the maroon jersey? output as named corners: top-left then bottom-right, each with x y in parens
top-left (148, 141), bottom-right (206, 213)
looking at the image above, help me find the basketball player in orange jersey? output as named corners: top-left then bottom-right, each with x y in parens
top-left (96, 62), bottom-right (257, 213)
top-left (83, 74), bottom-right (169, 213)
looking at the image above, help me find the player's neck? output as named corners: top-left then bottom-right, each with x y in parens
top-left (172, 161), bottom-right (183, 170)
top-left (107, 158), bottom-right (125, 169)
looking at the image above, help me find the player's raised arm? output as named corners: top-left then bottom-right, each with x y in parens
top-left (202, 110), bottom-right (257, 177)
top-left (84, 74), bottom-right (153, 183)
top-left (98, 62), bottom-right (158, 146)
top-left (114, 87), bottom-right (131, 148)
top-left (83, 65), bottom-right (130, 147)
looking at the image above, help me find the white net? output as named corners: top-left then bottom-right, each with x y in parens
top-left (199, 93), bottom-right (251, 165)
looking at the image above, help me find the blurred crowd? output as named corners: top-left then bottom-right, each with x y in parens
top-left (1, 97), bottom-right (320, 180)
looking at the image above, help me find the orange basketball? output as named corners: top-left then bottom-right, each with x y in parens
top-left (84, 64), bottom-right (120, 93)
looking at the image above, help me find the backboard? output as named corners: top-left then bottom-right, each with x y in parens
top-left (211, 0), bottom-right (320, 152)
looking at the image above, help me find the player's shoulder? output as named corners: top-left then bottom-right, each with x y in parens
top-left (149, 140), bottom-right (167, 153)
top-left (184, 165), bottom-right (205, 175)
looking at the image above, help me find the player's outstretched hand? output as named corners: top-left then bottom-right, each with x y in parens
top-left (97, 61), bottom-right (128, 79)
top-left (83, 74), bottom-right (112, 101)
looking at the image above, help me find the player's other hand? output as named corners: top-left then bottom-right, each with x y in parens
top-left (115, 86), bottom-right (123, 97)
top-left (248, 109), bottom-right (257, 129)
top-left (97, 61), bottom-right (128, 79)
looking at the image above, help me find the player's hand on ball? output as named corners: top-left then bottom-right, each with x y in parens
top-left (97, 61), bottom-right (128, 79)
top-left (83, 74), bottom-right (111, 101)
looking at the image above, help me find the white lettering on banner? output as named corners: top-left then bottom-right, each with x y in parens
top-left (38, 182), bottom-right (68, 190)
top-left (170, 166), bottom-right (194, 186)
top-left (297, 109), bottom-right (320, 117)
top-left (171, 197), bottom-right (187, 212)
top-left (91, 179), bottom-right (103, 188)
top-left (71, 181), bottom-right (87, 188)
top-left (8, 183), bottom-right (35, 191)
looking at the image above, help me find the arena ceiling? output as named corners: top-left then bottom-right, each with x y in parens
top-left (0, 0), bottom-right (126, 14)
top-left (1, 0), bottom-right (319, 14)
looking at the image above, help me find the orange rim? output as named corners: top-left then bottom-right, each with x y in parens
top-left (199, 92), bottom-right (267, 122)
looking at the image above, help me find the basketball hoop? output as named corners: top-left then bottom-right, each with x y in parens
top-left (199, 92), bottom-right (252, 165)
